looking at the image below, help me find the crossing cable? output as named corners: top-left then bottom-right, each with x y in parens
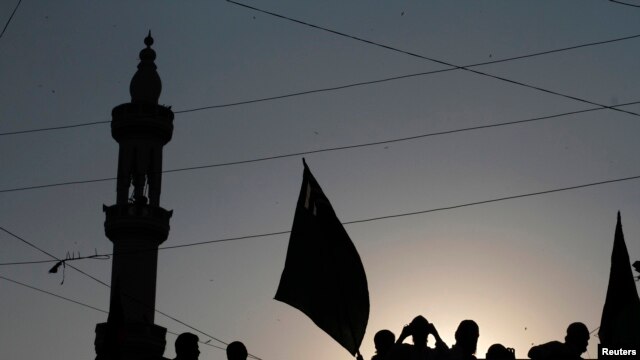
top-left (0, 275), bottom-right (229, 352)
top-left (172, 32), bottom-right (640, 114)
top-left (3, 173), bottom-right (640, 266)
top-left (1, 100), bottom-right (639, 195)
top-left (2, 32), bottom-right (640, 136)
top-left (226, 0), bottom-right (640, 118)
top-left (0, 0), bottom-right (22, 40)
top-left (0, 225), bottom-right (263, 360)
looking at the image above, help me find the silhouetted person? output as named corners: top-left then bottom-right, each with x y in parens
top-left (227, 341), bottom-right (248, 360)
top-left (527, 322), bottom-right (590, 360)
top-left (485, 344), bottom-right (515, 360)
top-left (372, 329), bottom-right (396, 360)
top-left (174, 332), bottom-right (200, 360)
top-left (388, 315), bottom-right (448, 360)
top-left (447, 320), bottom-right (479, 360)
top-left (356, 329), bottom-right (395, 360)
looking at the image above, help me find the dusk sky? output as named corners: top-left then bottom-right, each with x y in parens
top-left (1, 1), bottom-right (640, 359)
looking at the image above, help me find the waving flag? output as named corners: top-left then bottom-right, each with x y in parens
top-left (275, 159), bottom-right (369, 356)
top-left (599, 212), bottom-right (640, 348)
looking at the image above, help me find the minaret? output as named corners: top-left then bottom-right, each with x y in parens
top-left (95, 32), bottom-right (174, 360)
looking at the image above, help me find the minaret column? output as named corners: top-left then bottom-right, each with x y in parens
top-left (94, 32), bottom-right (174, 360)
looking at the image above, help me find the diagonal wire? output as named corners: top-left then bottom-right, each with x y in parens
top-left (226, 0), bottom-right (640, 118)
top-left (0, 225), bottom-right (262, 359)
top-left (0, 275), bottom-right (229, 352)
top-left (0, 120), bottom-right (111, 136)
top-left (2, 31), bottom-right (640, 136)
top-left (1, 274), bottom-right (108, 313)
top-left (172, 31), bottom-right (640, 114)
top-left (1, 100), bottom-right (639, 195)
top-left (610, 0), bottom-right (640, 8)
top-left (0, 0), bottom-right (22, 40)
top-left (341, 175), bottom-right (640, 225)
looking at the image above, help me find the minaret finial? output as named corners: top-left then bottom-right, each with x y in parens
top-left (129, 32), bottom-right (161, 104)
top-left (145, 30), bottom-right (153, 47)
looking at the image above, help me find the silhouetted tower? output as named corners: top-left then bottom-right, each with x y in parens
top-left (94, 32), bottom-right (174, 360)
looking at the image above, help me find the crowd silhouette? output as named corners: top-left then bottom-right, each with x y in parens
top-left (164, 317), bottom-right (591, 360)
top-left (165, 335), bottom-right (249, 360)
top-left (352, 316), bottom-right (589, 360)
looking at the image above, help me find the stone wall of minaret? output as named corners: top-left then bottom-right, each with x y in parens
top-left (94, 32), bottom-right (174, 360)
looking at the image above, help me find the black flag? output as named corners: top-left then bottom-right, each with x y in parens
top-left (275, 159), bottom-right (369, 355)
top-left (599, 212), bottom-right (640, 348)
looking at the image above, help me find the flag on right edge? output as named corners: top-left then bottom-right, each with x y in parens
top-left (599, 212), bottom-right (640, 348)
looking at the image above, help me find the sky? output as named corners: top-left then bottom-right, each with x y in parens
top-left (1, 1), bottom-right (640, 359)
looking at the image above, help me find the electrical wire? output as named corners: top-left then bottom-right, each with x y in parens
top-left (1, 100), bottom-right (639, 195)
top-left (0, 120), bottom-right (110, 136)
top-left (0, 0), bottom-right (22, 40)
top-left (225, 0), bottom-right (640, 119)
top-left (2, 32), bottom-right (640, 137)
top-left (2, 173), bottom-right (639, 266)
top-left (609, 0), bottom-right (640, 8)
top-left (1, 274), bottom-right (108, 313)
top-left (171, 32), bottom-right (640, 114)
top-left (341, 175), bottom-right (640, 225)
top-left (0, 275), bottom-right (229, 352)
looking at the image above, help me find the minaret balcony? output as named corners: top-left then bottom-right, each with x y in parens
top-left (103, 203), bottom-right (172, 244)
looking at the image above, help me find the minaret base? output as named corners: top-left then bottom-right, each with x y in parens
top-left (94, 322), bottom-right (167, 360)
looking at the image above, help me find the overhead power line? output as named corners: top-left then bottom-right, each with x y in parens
top-left (1, 100), bottom-right (639, 195)
top-left (226, 0), bottom-right (640, 119)
top-left (0, 120), bottom-right (111, 136)
top-left (1, 274), bottom-right (108, 313)
top-left (0, 275), bottom-right (229, 352)
top-left (340, 175), bottom-right (640, 225)
top-left (0, 225), bottom-right (262, 359)
top-left (172, 32), bottom-right (640, 114)
top-left (3, 173), bottom-right (639, 266)
top-left (0, 0), bottom-right (22, 40)
top-left (2, 31), bottom-right (640, 137)
top-left (609, 0), bottom-right (640, 8)
top-left (0, 257), bottom-right (80, 266)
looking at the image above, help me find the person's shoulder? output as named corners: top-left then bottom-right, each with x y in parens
top-left (528, 340), bottom-right (566, 359)
top-left (388, 343), bottom-right (412, 356)
top-left (545, 340), bottom-right (567, 351)
top-left (445, 347), bottom-right (476, 360)
top-left (533, 340), bottom-right (564, 349)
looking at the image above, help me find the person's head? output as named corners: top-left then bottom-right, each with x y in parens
top-left (175, 332), bottom-right (200, 360)
top-left (227, 341), bottom-right (248, 360)
top-left (565, 322), bottom-right (589, 355)
top-left (373, 329), bottom-right (395, 354)
top-left (454, 320), bottom-right (479, 355)
top-left (409, 315), bottom-right (430, 347)
top-left (485, 344), bottom-right (515, 360)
